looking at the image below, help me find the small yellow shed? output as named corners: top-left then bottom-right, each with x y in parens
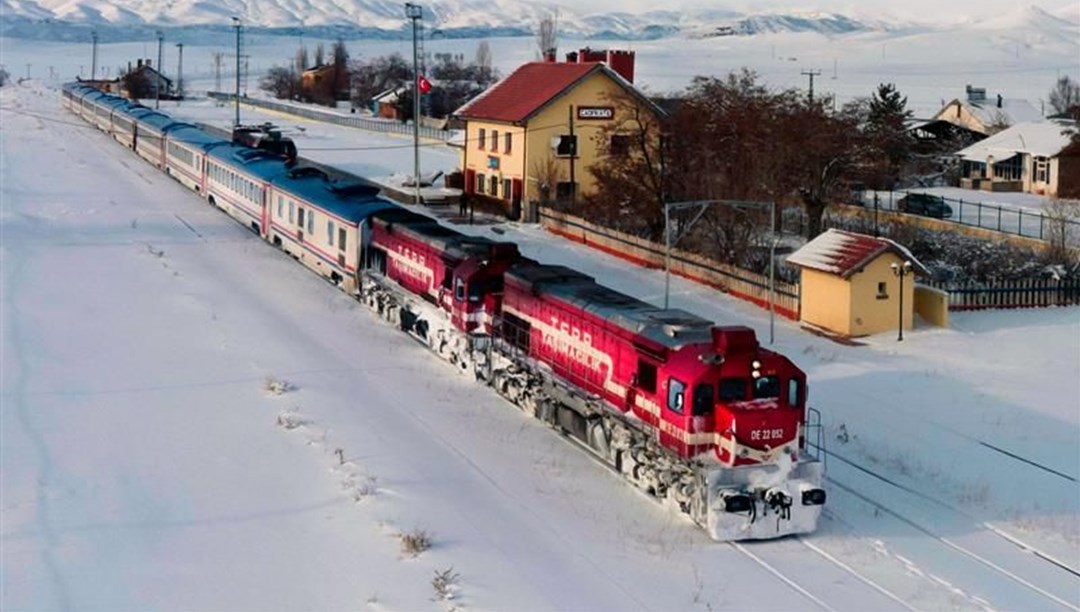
top-left (787, 229), bottom-right (929, 338)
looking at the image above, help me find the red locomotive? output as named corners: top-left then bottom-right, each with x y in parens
top-left (364, 216), bottom-right (825, 541)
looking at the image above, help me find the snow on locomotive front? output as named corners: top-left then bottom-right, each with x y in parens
top-left (498, 264), bottom-right (825, 540)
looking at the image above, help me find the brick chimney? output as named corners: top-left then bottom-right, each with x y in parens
top-left (566, 47), bottom-right (636, 83)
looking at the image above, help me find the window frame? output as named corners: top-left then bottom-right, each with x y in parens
top-left (477, 128), bottom-right (486, 150)
top-left (667, 377), bottom-right (687, 415)
top-left (504, 131), bottom-right (512, 154)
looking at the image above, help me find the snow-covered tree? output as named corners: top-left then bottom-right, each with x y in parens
top-left (1048, 75), bottom-right (1080, 116)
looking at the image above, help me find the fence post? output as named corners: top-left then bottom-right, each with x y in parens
top-left (977, 202), bottom-right (982, 227)
top-left (997, 205), bottom-right (1002, 232)
top-left (958, 199), bottom-right (963, 224)
top-left (1018, 208), bottom-right (1023, 237)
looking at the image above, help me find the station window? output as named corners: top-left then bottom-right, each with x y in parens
top-left (556, 181), bottom-right (576, 199)
top-left (503, 179), bottom-right (512, 200)
top-left (504, 132), bottom-right (512, 154)
top-left (477, 128), bottom-right (486, 149)
top-left (555, 134), bottom-right (577, 157)
top-left (609, 134), bottom-right (631, 156)
top-left (877, 281), bottom-right (888, 299)
top-left (476, 173), bottom-right (485, 194)
top-left (491, 130), bottom-right (499, 152)
top-left (489, 175), bottom-right (499, 196)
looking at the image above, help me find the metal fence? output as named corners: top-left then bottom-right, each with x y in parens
top-left (205, 92), bottom-right (454, 142)
top-left (856, 190), bottom-right (1080, 245)
top-left (926, 277), bottom-right (1080, 310)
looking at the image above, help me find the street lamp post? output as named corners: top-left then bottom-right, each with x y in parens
top-left (405, 2), bottom-right (423, 207)
top-left (91, 30), bottom-right (98, 80)
top-left (663, 199), bottom-right (778, 344)
top-left (890, 260), bottom-right (912, 341)
top-left (232, 17), bottom-right (242, 127)
top-left (155, 30), bottom-right (163, 109)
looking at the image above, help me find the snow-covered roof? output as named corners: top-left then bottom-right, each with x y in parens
top-left (955, 120), bottom-right (1075, 162)
top-left (787, 229), bottom-right (929, 279)
top-left (966, 98), bottom-right (1043, 126)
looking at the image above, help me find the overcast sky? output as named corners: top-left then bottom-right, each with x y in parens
top-left (598, 0), bottom-right (1078, 22)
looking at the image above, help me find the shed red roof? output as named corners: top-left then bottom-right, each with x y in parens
top-left (455, 62), bottom-right (603, 123)
top-left (787, 229), bottom-right (928, 278)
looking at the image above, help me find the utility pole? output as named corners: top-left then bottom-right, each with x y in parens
top-left (213, 52), bottom-right (223, 93)
top-left (405, 2), bottom-right (423, 206)
top-left (91, 30), bottom-right (98, 80)
top-left (801, 69), bottom-right (821, 104)
top-left (232, 17), bottom-right (241, 127)
top-left (175, 43), bottom-right (184, 100)
top-left (155, 30), bottom-right (164, 109)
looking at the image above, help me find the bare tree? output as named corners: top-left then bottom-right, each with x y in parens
top-left (536, 12), bottom-right (558, 59)
top-left (530, 153), bottom-right (562, 205)
top-left (475, 41), bottom-right (494, 86)
top-left (584, 88), bottom-right (667, 239)
top-left (1048, 75), bottom-right (1080, 115)
top-left (295, 46), bottom-right (309, 74)
top-left (314, 43), bottom-right (325, 67)
top-left (331, 38), bottom-right (349, 100)
top-left (259, 65), bottom-right (299, 100)
top-left (1044, 197), bottom-right (1080, 255)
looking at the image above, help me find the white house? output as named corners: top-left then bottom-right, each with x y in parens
top-left (955, 120), bottom-right (1079, 196)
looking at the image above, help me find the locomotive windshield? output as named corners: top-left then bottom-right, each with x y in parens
top-left (753, 375), bottom-right (781, 399)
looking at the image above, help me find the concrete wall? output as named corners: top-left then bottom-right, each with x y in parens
top-left (915, 285), bottom-right (950, 327)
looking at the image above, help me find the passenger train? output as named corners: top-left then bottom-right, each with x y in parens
top-left (62, 82), bottom-right (826, 541)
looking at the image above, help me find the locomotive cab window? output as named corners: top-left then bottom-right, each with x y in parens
top-left (454, 277), bottom-right (465, 302)
top-left (667, 378), bottom-right (686, 414)
top-left (636, 359), bottom-right (657, 394)
top-left (753, 375), bottom-right (780, 399)
top-left (787, 378), bottom-right (802, 407)
top-left (719, 377), bottom-right (747, 402)
top-left (468, 281), bottom-right (483, 303)
top-left (693, 383), bottom-right (714, 416)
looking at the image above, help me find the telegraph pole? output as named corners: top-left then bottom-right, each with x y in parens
top-left (175, 43), bottom-right (184, 100)
top-left (801, 69), bottom-right (821, 104)
top-left (232, 17), bottom-right (241, 127)
top-left (155, 30), bottom-right (163, 108)
top-left (91, 30), bottom-right (98, 80)
top-left (405, 2), bottom-right (423, 206)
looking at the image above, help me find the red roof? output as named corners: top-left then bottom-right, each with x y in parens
top-left (786, 229), bottom-right (928, 278)
top-left (455, 62), bottom-right (603, 123)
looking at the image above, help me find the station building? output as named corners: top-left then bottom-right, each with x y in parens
top-left (454, 49), bottom-right (664, 216)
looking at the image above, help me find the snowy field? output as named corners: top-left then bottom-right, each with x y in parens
top-left (3, 68), bottom-right (1080, 610)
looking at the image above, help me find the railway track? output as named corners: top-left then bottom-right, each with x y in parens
top-left (818, 446), bottom-right (1080, 611)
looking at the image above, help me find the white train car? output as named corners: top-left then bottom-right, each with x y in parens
top-left (165, 126), bottom-right (227, 194)
top-left (132, 111), bottom-right (178, 168)
top-left (266, 168), bottom-right (397, 293)
top-left (205, 146), bottom-right (281, 234)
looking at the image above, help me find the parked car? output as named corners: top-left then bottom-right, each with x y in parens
top-left (897, 193), bottom-right (954, 219)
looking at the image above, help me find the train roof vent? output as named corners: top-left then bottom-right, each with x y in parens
top-left (329, 182), bottom-right (380, 198)
top-left (580, 286), bottom-right (639, 307)
top-left (287, 166), bottom-right (329, 181)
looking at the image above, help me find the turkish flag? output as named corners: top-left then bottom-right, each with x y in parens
top-left (417, 74), bottom-right (432, 94)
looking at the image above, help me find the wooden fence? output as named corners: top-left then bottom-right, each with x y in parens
top-left (538, 208), bottom-right (800, 320)
top-left (927, 278), bottom-right (1080, 310)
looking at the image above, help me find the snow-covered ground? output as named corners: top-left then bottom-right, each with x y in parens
top-left (4, 75), bottom-right (1079, 610)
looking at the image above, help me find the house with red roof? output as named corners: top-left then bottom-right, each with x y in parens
top-left (787, 229), bottom-right (938, 338)
top-left (453, 49), bottom-right (663, 216)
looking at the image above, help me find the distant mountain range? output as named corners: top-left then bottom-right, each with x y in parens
top-left (0, 0), bottom-right (1076, 42)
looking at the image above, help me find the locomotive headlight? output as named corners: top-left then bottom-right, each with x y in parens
top-left (752, 360), bottom-right (762, 369)
top-left (751, 370), bottom-right (761, 379)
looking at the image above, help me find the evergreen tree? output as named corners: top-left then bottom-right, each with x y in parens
top-left (866, 83), bottom-right (913, 188)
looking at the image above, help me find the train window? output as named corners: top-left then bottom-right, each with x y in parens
top-left (297, 208), bottom-right (305, 228)
top-left (307, 210), bottom-right (314, 234)
top-left (338, 228), bottom-right (346, 251)
top-left (667, 378), bottom-right (686, 414)
top-left (327, 221), bottom-right (335, 246)
top-left (289, 202), bottom-right (295, 223)
top-left (692, 383), bottom-right (714, 416)
top-left (787, 379), bottom-right (801, 407)
top-left (636, 359), bottom-right (657, 394)
top-left (277, 196), bottom-right (284, 218)
top-left (719, 378), bottom-right (747, 402)
top-left (753, 375), bottom-right (780, 400)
